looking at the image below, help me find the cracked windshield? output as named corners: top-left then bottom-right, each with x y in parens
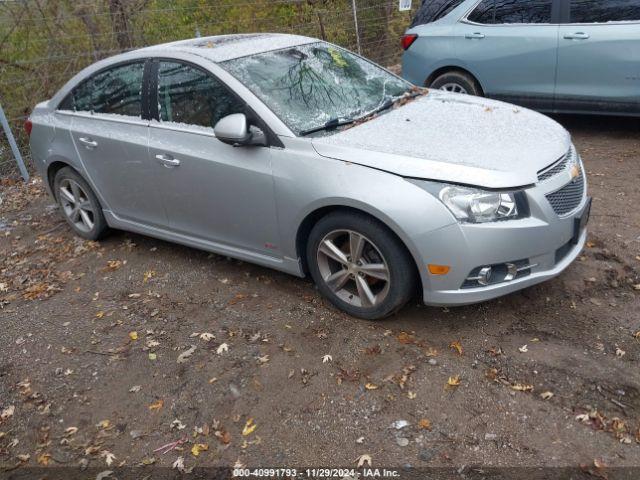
top-left (222, 42), bottom-right (411, 136)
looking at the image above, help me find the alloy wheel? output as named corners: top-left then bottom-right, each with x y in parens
top-left (316, 229), bottom-right (391, 308)
top-left (58, 178), bottom-right (95, 233)
top-left (439, 83), bottom-right (468, 94)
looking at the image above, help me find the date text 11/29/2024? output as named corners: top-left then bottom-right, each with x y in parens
top-left (232, 468), bottom-right (401, 478)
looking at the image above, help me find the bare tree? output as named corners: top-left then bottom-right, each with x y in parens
top-left (109, 0), bottom-right (133, 51)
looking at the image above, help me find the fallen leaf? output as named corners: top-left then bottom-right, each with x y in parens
top-left (540, 391), bottom-right (554, 400)
top-left (148, 399), bottom-right (164, 411)
top-left (424, 347), bottom-right (438, 357)
top-left (0, 405), bottom-right (15, 421)
top-left (102, 451), bottom-right (115, 466)
top-left (143, 270), bottom-right (156, 283)
top-left (217, 343), bottom-right (229, 355)
top-left (242, 418), bottom-right (257, 436)
top-left (365, 382), bottom-right (379, 390)
top-left (446, 375), bottom-right (461, 389)
top-left (322, 354), bottom-right (333, 363)
top-left (148, 352), bottom-right (157, 361)
top-left (97, 419), bottom-right (111, 429)
top-left (129, 385), bottom-right (142, 393)
top-left (518, 345), bottom-right (529, 353)
top-left (616, 347), bottom-right (626, 357)
top-left (104, 260), bottom-right (122, 271)
top-left (407, 391), bottom-right (417, 399)
top-left (356, 454), bottom-right (372, 467)
top-left (199, 332), bottom-right (215, 342)
top-left (449, 340), bottom-right (463, 356)
top-left (177, 345), bottom-right (196, 363)
top-left (37, 453), bottom-right (51, 465)
top-left (191, 443), bottom-right (208, 457)
top-left (171, 419), bottom-right (186, 430)
top-left (129, 331), bottom-right (138, 341)
top-left (17, 454), bottom-right (30, 462)
top-left (576, 413), bottom-right (590, 423)
top-left (64, 426), bottom-right (78, 436)
top-left (397, 332), bottom-right (414, 344)
top-left (257, 355), bottom-right (269, 365)
top-left (418, 418), bottom-right (432, 431)
top-left (511, 383), bottom-right (534, 392)
top-left (172, 456), bottom-right (185, 472)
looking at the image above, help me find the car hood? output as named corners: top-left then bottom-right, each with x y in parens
top-left (311, 91), bottom-right (571, 189)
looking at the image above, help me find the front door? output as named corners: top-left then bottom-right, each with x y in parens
top-left (556, 0), bottom-right (640, 114)
top-left (147, 61), bottom-right (280, 257)
top-left (456, 0), bottom-right (559, 110)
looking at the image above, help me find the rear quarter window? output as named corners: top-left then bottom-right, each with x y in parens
top-left (570, 0), bottom-right (640, 23)
top-left (410, 0), bottom-right (466, 27)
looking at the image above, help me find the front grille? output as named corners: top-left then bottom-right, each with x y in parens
top-left (545, 168), bottom-right (585, 216)
top-left (538, 150), bottom-right (572, 182)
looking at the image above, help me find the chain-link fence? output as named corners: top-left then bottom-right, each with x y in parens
top-left (0, 0), bottom-right (418, 178)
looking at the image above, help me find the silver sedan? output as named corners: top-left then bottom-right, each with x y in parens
top-left (27, 33), bottom-right (590, 320)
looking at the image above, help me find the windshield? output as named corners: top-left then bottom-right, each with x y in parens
top-left (221, 42), bottom-right (412, 136)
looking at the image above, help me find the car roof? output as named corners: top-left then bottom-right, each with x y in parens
top-left (136, 33), bottom-right (319, 63)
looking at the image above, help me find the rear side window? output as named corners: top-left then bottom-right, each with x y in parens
top-left (570, 0), bottom-right (640, 23)
top-left (410, 0), bottom-right (466, 27)
top-left (468, 0), bottom-right (553, 24)
top-left (60, 62), bottom-right (145, 117)
top-left (157, 62), bottom-right (244, 129)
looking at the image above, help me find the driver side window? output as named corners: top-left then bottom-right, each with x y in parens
top-left (157, 61), bottom-right (244, 129)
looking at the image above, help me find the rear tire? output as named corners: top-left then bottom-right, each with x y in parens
top-left (307, 211), bottom-right (416, 320)
top-left (430, 71), bottom-right (482, 96)
top-left (53, 167), bottom-right (108, 241)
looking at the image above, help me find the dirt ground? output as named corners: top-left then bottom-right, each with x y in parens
top-left (1, 114), bottom-right (639, 477)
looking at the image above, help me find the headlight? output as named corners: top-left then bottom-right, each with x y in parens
top-left (438, 185), bottom-right (521, 223)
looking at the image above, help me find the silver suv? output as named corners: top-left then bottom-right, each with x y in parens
top-left (402, 0), bottom-right (640, 116)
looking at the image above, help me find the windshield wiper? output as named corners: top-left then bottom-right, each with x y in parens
top-left (299, 117), bottom-right (356, 136)
top-left (299, 91), bottom-right (422, 137)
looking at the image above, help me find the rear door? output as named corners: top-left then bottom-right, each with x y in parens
top-left (456, 0), bottom-right (560, 109)
top-left (65, 61), bottom-right (167, 227)
top-left (556, 0), bottom-right (640, 114)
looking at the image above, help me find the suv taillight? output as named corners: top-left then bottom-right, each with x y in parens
top-left (24, 119), bottom-right (33, 137)
top-left (401, 34), bottom-right (418, 51)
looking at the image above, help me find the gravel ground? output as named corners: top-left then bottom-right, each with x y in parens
top-left (1, 114), bottom-right (639, 477)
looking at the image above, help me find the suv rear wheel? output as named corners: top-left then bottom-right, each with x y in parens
top-left (430, 71), bottom-right (482, 96)
top-left (307, 212), bottom-right (416, 320)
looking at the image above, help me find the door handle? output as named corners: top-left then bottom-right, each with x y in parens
top-left (564, 32), bottom-right (590, 40)
top-left (155, 154), bottom-right (181, 168)
top-left (465, 32), bottom-right (485, 39)
top-left (78, 137), bottom-right (98, 149)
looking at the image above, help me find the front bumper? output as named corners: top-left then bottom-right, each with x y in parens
top-left (417, 154), bottom-right (589, 307)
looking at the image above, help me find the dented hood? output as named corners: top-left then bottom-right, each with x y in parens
top-left (312, 91), bottom-right (571, 189)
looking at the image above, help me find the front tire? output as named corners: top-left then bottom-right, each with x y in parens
top-left (307, 212), bottom-right (416, 320)
top-left (430, 71), bottom-right (482, 96)
top-left (53, 167), bottom-right (108, 241)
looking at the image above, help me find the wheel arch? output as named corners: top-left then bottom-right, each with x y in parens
top-left (46, 160), bottom-right (74, 197)
top-left (295, 204), bottom-right (424, 293)
top-left (426, 66), bottom-right (485, 95)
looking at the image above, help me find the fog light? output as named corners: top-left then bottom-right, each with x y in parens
top-left (478, 266), bottom-right (493, 286)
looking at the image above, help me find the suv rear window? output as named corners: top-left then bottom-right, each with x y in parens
top-left (410, 0), bottom-right (466, 27)
top-left (468, 0), bottom-right (553, 24)
top-left (570, 0), bottom-right (640, 23)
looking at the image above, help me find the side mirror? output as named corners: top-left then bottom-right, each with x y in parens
top-left (214, 113), bottom-right (267, 147)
